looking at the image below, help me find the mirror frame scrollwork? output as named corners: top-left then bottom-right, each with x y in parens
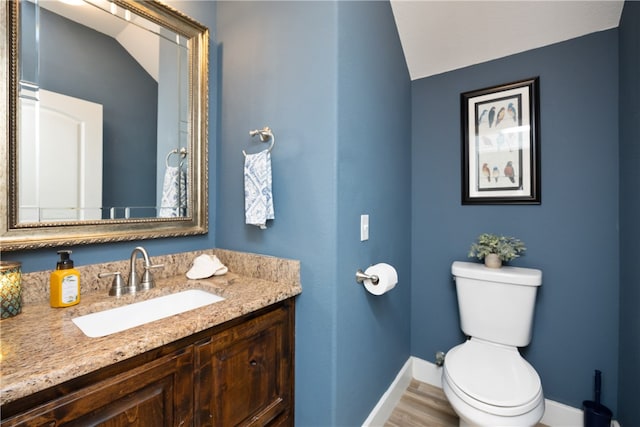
top-left (1, 0), bottom-right (209, 251)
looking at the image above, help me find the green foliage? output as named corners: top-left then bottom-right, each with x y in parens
top-left (468, 233), bottom-right (526, 262)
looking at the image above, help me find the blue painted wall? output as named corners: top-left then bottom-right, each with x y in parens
top-left (411, 30), bottom-right (620, 410)
top-left (335, 2), bottom-right (411, 425)
top-left (215, 2), bottom-right (339, 424)
top-left (215, 1), bottom-right (411, 424)
top-left (617, 2), bottom-right (640, 425)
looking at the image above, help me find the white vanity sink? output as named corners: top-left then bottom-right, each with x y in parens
top-left (72, 289), bottom-right (225, 338)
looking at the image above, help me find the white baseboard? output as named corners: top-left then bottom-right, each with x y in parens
top-left (362, 358), bottom-right (413, 427)
top-left (411, 355), bottom-right (443, 387)
top-left (363, 356), bottom-right (621, 427)
top-left (540, 399), bottom-right (621, 427)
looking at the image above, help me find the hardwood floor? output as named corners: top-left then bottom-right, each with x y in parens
top-left (384, 379), bottom-right (548, 427)
top-left (385, 379), bottom-right (458, 427)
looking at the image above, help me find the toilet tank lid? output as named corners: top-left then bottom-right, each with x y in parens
top-left (452, 261), bottom-right (542, 286)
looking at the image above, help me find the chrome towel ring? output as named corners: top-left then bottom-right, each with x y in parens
top-left (243, 126), bottom-right (275, 157)
top-left (166, 147), bottom-right (188, 167)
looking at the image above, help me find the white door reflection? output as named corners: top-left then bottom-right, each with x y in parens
top-left (19, 89), bottom-right (103, 222)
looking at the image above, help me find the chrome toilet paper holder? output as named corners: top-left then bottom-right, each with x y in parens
top-left (355, 269), bottom-right (379, 285)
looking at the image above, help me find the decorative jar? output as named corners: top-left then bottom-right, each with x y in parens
top-left (1, 261), bottom-right (22, 319)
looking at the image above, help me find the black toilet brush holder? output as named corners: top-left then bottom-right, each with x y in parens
top-left (583, 370), bottom-right (612, 427)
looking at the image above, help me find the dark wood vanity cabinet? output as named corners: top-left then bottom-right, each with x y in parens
top-left (1, 347), bottom-right (194, 426)
top-left (194, 302), bottom-right (293, 426)
top-left (1, 299), bottom-right (295, 427)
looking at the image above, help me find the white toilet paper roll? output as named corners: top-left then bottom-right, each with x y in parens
top-left (363, 263), bottom-right (398, 295)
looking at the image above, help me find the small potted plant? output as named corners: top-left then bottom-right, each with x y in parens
top-left (468, 233), bottom-right (526, 268)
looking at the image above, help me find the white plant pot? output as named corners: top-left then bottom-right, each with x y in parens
top-left (484, 254), bottom-right (502, 268)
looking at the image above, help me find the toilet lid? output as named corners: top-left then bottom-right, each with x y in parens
top-left (444, 339), bottom-right (541, 408)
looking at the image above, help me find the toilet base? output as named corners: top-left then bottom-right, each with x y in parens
top-left (457, 417), bottom-right (533, 427)
top-left (458, 417), bottom-right (540, 427)
top-left (459, 419), bottom-right (473, 427)
top-left (443, 373), bottom-right (545, 427)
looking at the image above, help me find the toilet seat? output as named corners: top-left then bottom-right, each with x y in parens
top-left (444, 339), bottom-right (543, 417)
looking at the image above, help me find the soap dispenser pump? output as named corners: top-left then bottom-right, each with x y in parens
top-left (50, 250), bottom-right (80, 307)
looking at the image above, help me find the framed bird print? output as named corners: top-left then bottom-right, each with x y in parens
top-left (461, 77), bottom-right (541, 205)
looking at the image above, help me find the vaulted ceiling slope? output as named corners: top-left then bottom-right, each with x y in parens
top-left (390, 0), bottom-right (624, 81)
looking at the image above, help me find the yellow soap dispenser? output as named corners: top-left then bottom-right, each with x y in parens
top-left (50, 250), bottom-right (80, 307)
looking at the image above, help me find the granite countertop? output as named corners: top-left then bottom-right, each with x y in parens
top-left (0, 250), bottom-right (301, 407)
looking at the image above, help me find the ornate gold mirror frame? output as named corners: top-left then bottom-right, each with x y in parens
top-left (1, 0), bottom-right (209, 251)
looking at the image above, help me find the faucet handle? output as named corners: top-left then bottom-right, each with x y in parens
top-left (98, 272), bottom-right (128, 297)
top-left (147, 263), bottom-right (165, 270)
top-left (138, 263), bottom-right (164, 292)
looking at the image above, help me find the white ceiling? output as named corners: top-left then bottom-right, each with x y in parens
top-left (390, 0), bottom-right (625, 81)
top-left (42, 0), bottom-right (625, 83)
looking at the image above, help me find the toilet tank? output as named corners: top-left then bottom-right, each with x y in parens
top-left (451, 261), bottom-right (542, 347)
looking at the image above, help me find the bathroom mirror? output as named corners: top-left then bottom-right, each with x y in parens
top-left (1, 0), bottom-right (209, 251)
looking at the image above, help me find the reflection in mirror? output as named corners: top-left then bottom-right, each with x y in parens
top-left (1, 0), bottom-right (209, 250)
top-left (19, 0), bottom-right (188, 221)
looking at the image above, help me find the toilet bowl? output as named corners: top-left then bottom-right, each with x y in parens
top-left (442, 339), bottom-right (544, 427)
top-left (444, 261), bottom-right (544, 427)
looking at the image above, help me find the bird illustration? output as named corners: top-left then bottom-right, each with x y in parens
top-left (507, 103), bottom-right (517, 122)
top-left (504, 161), bottom-right (515, 183)
top-left (492, 166), bottom-right (500, 183)
top-left (477, 109), bottom-right (488, 127)
top-left (482, 163), bottom-right (491, 182)
top-left (488, 107), bottom-right (496, 128)
top-left (495, 107), bottom-right (506, 126)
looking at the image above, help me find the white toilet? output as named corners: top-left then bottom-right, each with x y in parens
top-left (442, 261), bottom-right (545, 427)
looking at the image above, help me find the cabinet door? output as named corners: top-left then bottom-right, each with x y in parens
top-left (195, 302), bottom-right (294, 426)
top-left (3, 347), bottom-right (193, 427)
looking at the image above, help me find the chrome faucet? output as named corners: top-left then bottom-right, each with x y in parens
top-left (128, 246), bottom-right (164, 292)
top-left (98, 246), bottom-right (164, 296)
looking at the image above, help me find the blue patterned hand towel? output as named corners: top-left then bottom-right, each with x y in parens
top-left (244, 150), bottom-right (274, 229)
top-left (159, 166), bottom-right (187, 218)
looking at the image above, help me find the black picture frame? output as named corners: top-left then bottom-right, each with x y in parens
top-left (461, 77), bottom-right (541, 205)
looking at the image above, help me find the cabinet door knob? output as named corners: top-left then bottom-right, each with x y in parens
top-left (249, 359), bottom-right (257, 366)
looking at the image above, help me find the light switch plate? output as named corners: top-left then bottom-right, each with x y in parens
top-left (360, 214), bottom-right (369, 241)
